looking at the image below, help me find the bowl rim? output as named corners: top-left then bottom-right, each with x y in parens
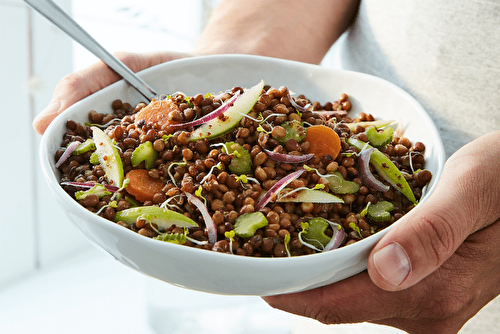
top-left (39, 54), bottom-right (446, 266)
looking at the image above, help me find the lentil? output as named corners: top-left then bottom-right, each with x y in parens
top-left (56, 83), bottom-right (432, 257)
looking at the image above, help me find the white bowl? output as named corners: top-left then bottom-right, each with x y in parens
top-left (40, 54), bottom-right (445, 296)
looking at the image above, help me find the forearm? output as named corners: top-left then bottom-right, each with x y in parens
top-left (194, 0), bottom-right (360, 64)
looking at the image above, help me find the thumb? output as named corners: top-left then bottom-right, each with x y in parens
top-left (367, 131), bottom-right (500, 291)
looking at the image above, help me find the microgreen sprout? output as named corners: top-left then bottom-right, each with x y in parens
top-left (167, 161), bottom-right (187, 187)
top-left (302, 165), bottom-right (331, 178)
top-left (199, 162), bottom-right (222, 185)
top-left (110, 178), bottom-right (130, 201)
top-left (85, 118), bottom-right (121, 129)
top-left (96, 200), bottom-right (117, 215)
top-left (234, 174), bottom-right (261, 189)
top-left (194, 185), bottom-right (207, 205)
top-left (359, 202), bottom-right (371, 217)
top-left (284, 234), bottom-right (291, 257)
top-left (160, 194), bottom-right (184, 211)
top-left (162, 134), bottom-right (174, 143)
top-left (257, 124), bottom-right (272, 134)
top-left (349, 222), bottom-right (363, 239)
top-left (225, 230), bottom-right (236, 254)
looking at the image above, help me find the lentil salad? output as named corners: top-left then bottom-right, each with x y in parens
top-left (55, 81), bottom-right (432, 258)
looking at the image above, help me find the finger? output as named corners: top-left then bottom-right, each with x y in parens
top-left (33, 51), bottom-right (193, 135)
top-left (264, 271), bottom-right (412, 325)
top-left (368, 131), bottom-right (500, 291)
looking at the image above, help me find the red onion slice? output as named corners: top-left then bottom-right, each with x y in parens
top-left (186, 192), bottom-right (217, 245)
top-left (60, 181), bottom-right (119, 192)
top-left (287, 91), bottom-right (308, 113)
top-left (323, 225), bottom-right (346, 251)
top-left (264, 149), bottom-right (314, 164)
top-left (255, 169), bottom-right (305, 211)
top-left (359, 148), bottom-right (390, 192)
top-left (55, 141), bottom-right (81, 168)
top-left (311, 110), bottom-right (348, 116)
top-left (170, 91), bottom-right (241, 129)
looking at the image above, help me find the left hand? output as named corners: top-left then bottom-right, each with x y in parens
top-left (264, 131), bottom-right (500, 334)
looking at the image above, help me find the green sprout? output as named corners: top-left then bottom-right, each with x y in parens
top-left (225, 230), bottom-right (236, 254)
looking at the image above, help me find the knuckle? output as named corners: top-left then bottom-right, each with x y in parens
top-left (416, 211), bottom-right (458, 267)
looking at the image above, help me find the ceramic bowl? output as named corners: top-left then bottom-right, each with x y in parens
top-left (40, 54), bottom-right (445, 296)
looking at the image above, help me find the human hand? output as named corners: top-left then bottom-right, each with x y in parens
top-left (264, 131), bottom-right (500, 334)
top-left (33, 51), bottom-right (193, 135)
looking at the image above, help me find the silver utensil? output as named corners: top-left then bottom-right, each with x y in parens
top-left (24, 0), bottom-right (158, 101)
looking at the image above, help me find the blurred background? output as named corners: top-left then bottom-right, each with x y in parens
top-left (0, 0), bottom-right (498, 333)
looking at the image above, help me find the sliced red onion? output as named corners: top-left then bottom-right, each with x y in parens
top-left (170, 90), bottom-right (241, 129)
top-left (60, 181), bottom-right (119, 192)
top-left (186, 192), bottom-right (217, 245)
top-left (255, 169), bottom-right (305, 211)
top-left (323, 225), bottom-right (346, 251)
top-left (55, 141), bottom-right (81, 168)
top-left (311, 110), bottom-right (348, 116)
top-left (359, 148), bottom-right (390, 192)
top-left (287, 91), bottom-right (308, 113)
top-left (264, 149), bottom-right (314, 164)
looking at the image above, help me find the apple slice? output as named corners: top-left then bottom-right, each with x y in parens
top-left (189, 80), bottom-right (264, 141)
top-left (91, 126), bottom-right (124, 187)
top-left (276, 188), bottom-right (344, 203)
top-left (114, 206), bottom-right (199, 230)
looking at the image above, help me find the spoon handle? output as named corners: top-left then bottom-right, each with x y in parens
top-left (24, 0), bottom-right (158, 101)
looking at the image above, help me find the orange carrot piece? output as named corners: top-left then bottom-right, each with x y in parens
top-left (304, 125), bottom-right (341, 160)
top-left (125, 169), bottom-right (166, 203)
top-left (134, 98), bottom-right (181, 129)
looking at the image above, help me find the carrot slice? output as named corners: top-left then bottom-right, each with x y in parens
top-left (304, 125), bottom-right (341, 160)
top-left (125, 169), bottom-right (166, 202)
top-left (135, 98), bottom-right (181, 128)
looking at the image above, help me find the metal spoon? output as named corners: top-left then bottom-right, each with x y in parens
top-left (24, 0), bottom-right (158, 101)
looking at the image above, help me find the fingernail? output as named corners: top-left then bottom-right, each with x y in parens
top-left (373, 242), bottom-right (411, 287)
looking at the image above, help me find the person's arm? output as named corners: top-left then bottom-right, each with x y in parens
top-left (32, 51), bottom-right (191, 134)
top-left (195, 0), bottom-right (359, 64)
top-left (264, 130), bottom-right (500, 333)
top-left (33, 0), bottom-right (359, 135)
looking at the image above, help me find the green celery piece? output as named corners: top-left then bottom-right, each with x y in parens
top-left (75, 184), bottom-right (111, 200)
top-left (367, 201), bottom-right (395, 222)
top-left (90, 152), bottom-right (99, 165)
top-left (347, 138), bottom-right (417, 204)
top-left (154, 232), bottom-right (187, 244)
top-left (301, 218), bottom-right (332, 249)
top-left (114, 206), bottom-right (198, 231)
top-left (366, 126), bottom-right (394, 148)
top-left (130, 141), bottom-right (158, 170)
top-left (233, 212), bottom-right (269, 238)
top-left (276, 120), bottom-right (307, 144)
top-left (72, 139), bottom-right (95, 155)
top-left (326, 172), bottom-right (360, 194)
top-left (225, 142), bottom-right (252, 175)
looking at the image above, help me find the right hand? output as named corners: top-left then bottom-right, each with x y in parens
top-left (33, 51), bottom-right (194, 135)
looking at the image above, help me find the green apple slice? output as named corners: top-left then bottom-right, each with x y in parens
top-left (276, 188), bottom-right (344, 203)
top-left (345, 119), bottom-right (395, 131)
top-left (189, 80), bottom-right (265, 141)
top-left (114, 206), bottom-right (199, 230)
top-left (91, 126), bottom-right (124, 187)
